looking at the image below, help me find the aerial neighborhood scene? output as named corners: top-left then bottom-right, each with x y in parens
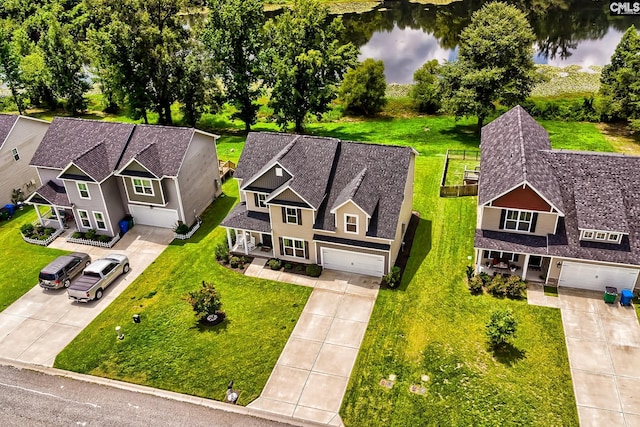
top-left (2, 0), bottom-right (640, 425)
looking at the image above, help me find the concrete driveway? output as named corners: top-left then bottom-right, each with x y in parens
top-left (559, 288), bottom-right (640, 426)
top-left (0, 226), bottom-right (173, 367)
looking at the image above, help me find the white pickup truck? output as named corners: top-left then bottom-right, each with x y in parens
top-left (67, 254), bottom-right (130, 302)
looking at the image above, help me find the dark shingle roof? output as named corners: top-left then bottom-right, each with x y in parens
top-left (220, 202), bottom-right (271, 233)
top-left (0, 114), bottom-right (18, 147)
top-left (117, 125), bottom-right (195, 177)
top-left (479, 106), bottom-right (563, 213)
top-left (313, 233), bottom-right (391, 251)
top-left (231, 132), bottom-right (414, 240)
top-left (30, 118), bottom-right (135, 181)
top-left (29, 180), bottom-right (71, 207)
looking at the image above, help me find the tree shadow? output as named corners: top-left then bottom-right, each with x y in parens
top-left (397, 215), bottom-right (432, 290)
top-left (192, 317), bottom-right (231, 334)
top-left (491, 342), bottom-right (527, 366)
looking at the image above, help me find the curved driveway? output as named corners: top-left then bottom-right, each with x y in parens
top-left (0, 226), bottom-right (173, 367)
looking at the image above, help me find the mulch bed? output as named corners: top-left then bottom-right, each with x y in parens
top-left (382, 211), bottom-right (420, 289)
top-left (217, 256), bottom-right (254, 275)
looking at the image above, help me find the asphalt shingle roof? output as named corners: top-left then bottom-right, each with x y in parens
top-left (30, 181), bottom-right (71, 207)
top-left (0, 114), bottom-right (18, 147)
top-left (220, 202), bottom-right (271, 233)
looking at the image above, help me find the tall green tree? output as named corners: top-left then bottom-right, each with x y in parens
top-left (439, 1), bottom-right (537, 130)
top-left (411, 59), bottom-right (440, 114)
top-left (339, 58), bottom-right (386, 116)
top-left (86, 0), bottom-right (190, 124)
top-left (0, 23), bottom-right (26, 114)
top-left (600, 25), bottom-right (640, 121)
top-left (262, 0), bottom-right (358, 133)
top-left (202, 0), bottom-right (264, 132)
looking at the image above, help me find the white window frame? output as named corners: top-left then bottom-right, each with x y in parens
top-left (77, 182), bottom-right (90, 199)
top-left (580, 229), bottom-right (623, 243)
top-left (257, 193), bottom-right (267, 208)
top-left (283, 237), bottom-right (305, 259)
top-left (608, 233), bottom-right (621, 243)
top-left (132, 178), bottom-right (154, 196)
top-left (581, 230), bottom-right (594, 239)
top-left (93, 211), bottom-right (107, 231)
top-left (486, 250), bottom-right (519, 262)
top-left (275, 167), bottom-right (283, 177)
top-left (595, 232), bottom-right (607, 241)
top-left (345, 214), bottom-right (358, 234)
top-left (504, 209), bottom-right (533, 232)
top-left (285, 207), bottom-right (299, 224)
top-left (77, 209), bottom-right (91, 228)
top-left (11, 147), bottom-right (19, 161)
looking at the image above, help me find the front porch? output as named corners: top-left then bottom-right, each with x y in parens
top-left (227, 228), bottom-right (274, 258)
top-left (476, 249), bottom-right (551, 283)
top-left (26, 181), bottom-right (74, 230)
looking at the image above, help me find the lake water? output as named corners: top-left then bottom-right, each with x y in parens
top-left (341, 0), bottom-right (640, 83)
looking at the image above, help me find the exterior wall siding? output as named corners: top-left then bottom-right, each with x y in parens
top-left (249, 165), bottom-right (291, 190)
top-left (65, 177), bottom-right (123, 237)
top-left (492, 185), bottom-right (552, 211)
top-left (269, 205), bottom-right (316, 262)
top-left (389, 152), bottom-right (416, 268)
top-left (271, 188), bottom-right (305, 204)
top-left (0, 118), bottom-right (49, 204)
top-left (481, 206), bottom-right (558, 236)
top-left (245, 190), bottom-right (269, 213)
top-left (334, 202), bottom-right (368, 239)
top-left (37, 168), bottom-right (62, 186)
top-left (122, 177), bottom-right (165, 205)
top-left (176, 132), bottom-right (221, 226)
top-left (64, 164), bottom-right (90, 178)
top-left (100, 176), bottom-right (127, 236)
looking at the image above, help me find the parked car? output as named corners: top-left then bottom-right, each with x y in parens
top-left (39, 252), bottom-right (91, 290)
top-left (67, 254), bottom-right (130, 302)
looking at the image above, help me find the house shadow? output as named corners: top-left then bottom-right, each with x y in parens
top-left (170, 194), bottom-right (237, 247)
top-left (491, 342), bottom-right (527, 366)
top-left (395, 214), bottom-right (432, 290)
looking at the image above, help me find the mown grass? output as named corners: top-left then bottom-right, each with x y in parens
top-left (54, 180), bottom-right (311, 404)
top-left (0, 207), bottom-right (68, 312)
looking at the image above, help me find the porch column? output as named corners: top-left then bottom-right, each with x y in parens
top-left (55, 206), bottom-right (64, 229)
top-left (35, 204), bottom-right (44, 225)
top-left (226, 228), bottom-right (232, 251)
top-left (243, 230), bottom-right (249, 255)
top-left (522, 254), bottom-right (530, 280)
top-left (475, 249), bottom-right (481, 274)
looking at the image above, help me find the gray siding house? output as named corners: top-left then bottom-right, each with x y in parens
top-left (220, 132), bottom-right (417, 277)
top-left (27, 118), bottom-right (221, 236)
top-left (0, 114), bottom-right (49, 205)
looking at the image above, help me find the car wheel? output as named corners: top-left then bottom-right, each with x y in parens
top-left (95, 289), bottom-right (103, 300)
top-left (63, 279), bottom-right (71, 288)
top-left (123, 264), bottom-right (130, 273)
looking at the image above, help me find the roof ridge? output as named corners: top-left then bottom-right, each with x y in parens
top-left (275, 135), bottom-right (301, 161)
top-left (348, 167), bottom-right (368, 199)
top-left (517, 107), bottom-right (527, 182)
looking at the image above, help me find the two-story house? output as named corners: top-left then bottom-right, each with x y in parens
top-left (475, 105), bottom-right (640, 291)
top-left (0, 114), bottom-right (49, 205)
top-left (26, 117), bottom-right (221, 236)
top-left (220, 132), bottom-right (417, 277)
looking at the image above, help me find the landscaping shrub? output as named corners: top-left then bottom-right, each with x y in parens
top-left (214, 243), bottom-right (229, 263)
top-left (478, 272), bottom-right (492, 285)
top-left (98, 235), bottom-right (111, 243)
top-left (284, 263), bottom-right (292, 270)
top-left (71, 231), bottom-right (83, 239)
top-left (174, 222), bottom-right (189, 234)
top-left (486, 309), bottom-right (517, 349)
top-left (229, 256), bottom-right (240, 268)
top-left (268, 258), bottom-right (282, 270)
top-left (487, 274), bottom-right (507, 297)
top-left (383, 266), bottom-right (401, 288)
top-left (306, 264), bottom-right (322, 277)
top-left (20, 223), bottom-right (34, 235)
top-left (465, 265), bottom-right (474, 281)
top-left (184, 281), bottom-right (223, 322)
top-left (85, 229), bottom-right (97, 240)
top-left (295, 264), bottom-right (304, 272)
top-left (505, 275), bottom-right (527, 299)
top-left (468, 275), bottom-right (484, 295)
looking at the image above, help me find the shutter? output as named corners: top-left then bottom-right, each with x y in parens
top-left (530, 213), bottom-right (538, 233)
top-left (297, 209), bottom-right (302, 225)
top-left (499, 209), bottom-right (506, 229)
top-left (304, 241), bottom-right (309, 259)
top-left (279, 237), bottom-right (284, 256)
top-left (254, 193), bottom-right (259, 207)
top-left (281, 207), bottom-right (286, 223)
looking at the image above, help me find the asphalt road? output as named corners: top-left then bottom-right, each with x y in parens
top-left (0, 364), bottom-right (291, 427)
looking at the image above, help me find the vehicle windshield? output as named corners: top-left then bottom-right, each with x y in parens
top-left (83, 271), bottom-right (101, 278)
top-left (39, 273), bottom-right (57, 281)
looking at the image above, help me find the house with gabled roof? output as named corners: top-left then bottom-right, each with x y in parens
top-left (0, 114), bottom-right (49, 205)
top-left (26, 117), bottom-right (221, 235)
top-left (220, 132), bottom-right (417, 277)
top-left (475, 105), bottom-right (640, 291)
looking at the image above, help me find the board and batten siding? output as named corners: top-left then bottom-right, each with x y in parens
top-left (481, 206), bottom-right (558, 236)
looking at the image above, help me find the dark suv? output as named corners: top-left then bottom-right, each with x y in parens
top-left (38, 252), bottom-right (91, 290)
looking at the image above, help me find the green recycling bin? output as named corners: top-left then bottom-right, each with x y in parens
top-left (604, 286), bottom-right (617, 304)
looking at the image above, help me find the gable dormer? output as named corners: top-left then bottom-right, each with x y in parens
top-left (242, 163), bottom-right (292, 193)
top-left (116, 159), bottom-right (167, 206)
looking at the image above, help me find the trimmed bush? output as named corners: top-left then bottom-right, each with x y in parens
top-left (468, 276), bottom-right (484, 295)
top-left (174, 222), bottom-right (189, 234)
top-left (384, 266), bottom-right (402, 288)
top-left (486, 309), bottom-right (517, 349)
top-left (306, 264), bottom-right (322, 277)
top-left (184, 281), bottom-right (223, 322)
top-left (505, 275), bottom-right (527, 299)
top-left (229, 256), bottom-right (240, 268)
top-left (85, 229), bottom-right (97, 240)
top-left (284, 263), bottom-right (292, 270)
top-left (487, 274), bottom-right (507, 297)
top-left (268, 259), bottom-right (282, 270)
top-left (465, 265), bottom-right (474, 281)
top-left (214, 243), bottom-right (229, 263)
top-left (20, 223), bottom-right (34, 235)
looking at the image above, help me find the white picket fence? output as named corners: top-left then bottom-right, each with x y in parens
top-left (21, 228), bottom-right (65, 246)
top-left (67, 233), bottom-right (121, 248)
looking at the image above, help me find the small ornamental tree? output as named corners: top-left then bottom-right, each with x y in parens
top-left (486, 309), bottom-right (517, 349)
top-left (185, 281), bottom-right (223, 322)
top-left (411, 59), bottom-right (440, 114)
top-left (339, 58), bottom-right (387, 116)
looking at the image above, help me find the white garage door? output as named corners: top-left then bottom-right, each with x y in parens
top-left (128, 205), bottom-right (179, 228)
top-left (558, 261), bottom-right (639, 291)
top-left (321, 247), bottom-right (385, 277)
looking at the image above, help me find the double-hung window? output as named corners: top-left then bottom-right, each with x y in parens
top-left (77, 182), bottom-right (90, 199)
top-left (11, 148), bottom-right (19, 161)
top-left (283, 238), bottom-right (305, 258)
top-left (345, 214), bottom-right (358, 233)
top-left (77, 210), bottom-right (91, 228)
top-left (133, 178), bottom-right (154, 196)
top-left (286, 208), bottom-right (299, 224)
top-left (257, 194), bottom-right (267, 208)
top-left (504, 209), bottom-right (534, 232)
top-left (93, 211), bottom-right (107, 230)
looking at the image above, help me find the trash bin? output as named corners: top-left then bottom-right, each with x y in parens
top-left (4, 204), bottom-right (15, 216)
top-left (620, 289), bottom-right (634, 306)
top-left (124, 214), bottom-right (134, 229)
top-left (604, 286), bottom-right (618, 304)
top-left (119, 219), bottom-right (130, 234)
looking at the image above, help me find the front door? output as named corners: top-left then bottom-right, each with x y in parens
top-left (262, 234), bottom-right (273, 248)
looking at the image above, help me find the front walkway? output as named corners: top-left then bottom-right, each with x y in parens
top-left (245, 259), bottom-right (379, 426)
top-left (528, 283), bottom-right (640, 426)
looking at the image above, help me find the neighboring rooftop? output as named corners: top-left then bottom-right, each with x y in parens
top-left (0, 114), bottom-right (18, 147)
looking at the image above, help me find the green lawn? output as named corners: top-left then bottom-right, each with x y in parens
top-left (0, 207), bottom-right (67, 312)
top-left (54, 180), bottom-right (311, 404)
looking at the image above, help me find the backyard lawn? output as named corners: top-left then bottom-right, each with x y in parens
top-left (0, 207), bottom-right (67, 312)
top-left (54, 180), bottom-right (311, 404)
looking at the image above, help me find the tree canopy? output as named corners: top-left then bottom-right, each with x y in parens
top-left (438, 1), bottom-right (537, 130)
top-left (411, 59), bottom-right (440, 114)
top-left (339, 58), bottom-right (386, 116)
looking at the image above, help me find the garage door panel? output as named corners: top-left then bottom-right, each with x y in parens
top-left (128, 205), bottom-right (179, 228)
top-left (321, 247), bottom-right (385, 277)
top-left (558, 261), bottom-right (639, 291)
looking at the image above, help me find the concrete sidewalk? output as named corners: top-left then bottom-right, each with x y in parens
top-left (0, 226), bottom-right (172, 366)
top-left (246, 259), bottom-right (380, 426)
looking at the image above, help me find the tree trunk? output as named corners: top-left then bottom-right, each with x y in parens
top-left (142, 109), bottom-right (149, 124)
top-left (477, 115), bottom-right (484, 132)
top-left (9, 86), bottom-right (23, 115)
top-left (294, 116), bottom-right (304, 134)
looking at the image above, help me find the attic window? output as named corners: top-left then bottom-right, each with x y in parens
top-left (345, 214), bottom-right (358, 234)
top-left (275, 167), bottom-right (283, 177)
top-left (11, 148), bottom-right (19, 161)
top-left (580, 229), bottom-right (622, 244)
